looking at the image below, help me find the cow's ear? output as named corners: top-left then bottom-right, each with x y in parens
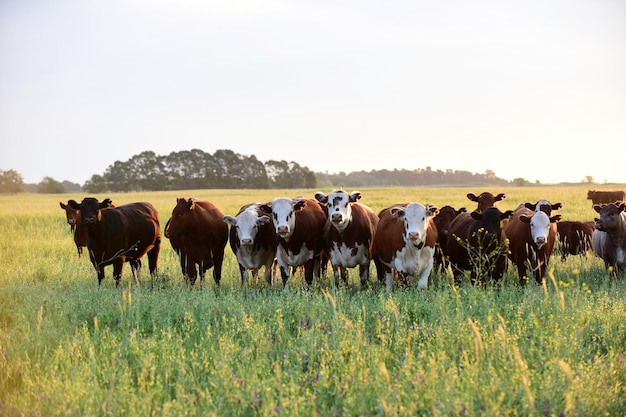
top-left (470, 211), bottom-right (483, 220)
top-left (101, 198), bottom-right (114, 208)
top-left (593, 204), bottom-right (602, 213)
top-left (293, 199), bottom-right (307, 212)
top-left (524, 202), bottom-right (534, 210)
top-left (223, 215), bottom-right (237, 226)
top-left (59, 202), bottom-right (67, 209)
top-left (495, 193), bottom-right (506, 202)
top-left (553, 203), bottom-right (563, 210)
top-left (425, 204), bottom-right (438, 216)
top-left (391, 207), bottom-right (405, 218)
top-left (618, 203), bottom-right (626, 213)
top-left (467, 193), bottom-right (478, 202)
top-left (520, 215), bottom-right (531, 224)
top-left (187, 198), bottom-right (195, 210)
top-left (314, 192), bottom-right (328, 204)
top-left (458, 207), bottom-right (467, 214)
top-left (501, 210), bottom-right (514, 219)
top-left (257, 215), bottom-right (271, 225)
top-left (259, 203), bottom-right (272, 214)
top-left (349, 192), bottom-right (362, 202)
top-left (68, 200), bottom-right (81, 210)
top-left (550, 214), bottom-right (561, 223)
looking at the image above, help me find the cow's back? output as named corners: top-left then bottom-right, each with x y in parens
top-left (288, 199), bottom-right (326, 253)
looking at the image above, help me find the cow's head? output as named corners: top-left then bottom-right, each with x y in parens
top-left (594, 202), bottom-right (626, 232)
top-left (259, 197), bottom-right (307, 239)
top-left (166, 198), bottom-right (199, 238)
top-left (520, 211), bottom-right (560, 249)
top-left (224, 205), bottom-right (271, 246)
top-left (471, 207), bottom-right (513, 240)
top-left (467, 192), bottom-right (505, 213)
top-left (315, 190), bottom-right (361, 231)
top-left (433, 205), bottom-right (466, 239)
top-left (391, 203), bottom-right (437, 247)
top-left (59, 201), bottom-right (80, 231)
top-left (524, 200), bottom-right (562, 216)
top-left (67, 197), bottom-right (112, 226)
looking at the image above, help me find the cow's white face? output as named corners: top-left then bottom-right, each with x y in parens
top-left (326, 190), bottom-right (356, 231)
top-left (392, 203), bottom-right (433, 246)
top-left (523, 211), bottom-right (551, 248)
top-left (224, 206), bottom-right (270, 246)
top-left (269, 198), bottom-right (299, 239)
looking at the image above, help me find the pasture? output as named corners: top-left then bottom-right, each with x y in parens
top-left (1, 186), bottom-right (625, 416)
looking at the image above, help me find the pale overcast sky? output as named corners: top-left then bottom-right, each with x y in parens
top-left (1, 0), bottom-right (625, 185)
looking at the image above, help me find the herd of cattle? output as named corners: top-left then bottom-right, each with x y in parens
top-left (58, 189), bottom-right (626, 290)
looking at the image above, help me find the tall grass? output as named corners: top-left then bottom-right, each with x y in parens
top-left (1, 186), bottom-right (625, 416)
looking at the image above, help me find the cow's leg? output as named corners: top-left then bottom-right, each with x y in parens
top-left (263, 258), bottom-right (274, 285)
top-left (359, 263), bottom-right (370, 287)
top-left (373, 258), bottom-right (386, 284)
top-left (113, 259), bottom-right (124, 287)
top-left (212, 248), bottom-right (225, 287)
top-left (304, 259), bottom-right (316, 288)
top-left (332, 264), bottom-right (341, 287)
top-left (279, 265), bottom-right (290, 291)
top-left (239, 264), bottom-right (248, 285)
top-left (186, 262), bottom-right (198, 287)
top-left (96, 265), bottom-right (105, 285)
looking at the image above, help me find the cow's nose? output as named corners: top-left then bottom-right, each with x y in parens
top-left (408, 231), bottom-right (420, 240)
top-left (331, 214), bottom-right (343, 223)
top-left (241, 238), bottom-right (252, 246)
top-left (84, 217), bottom-right (96, 224)
top-left (277, 225), bottom-right (289, 234)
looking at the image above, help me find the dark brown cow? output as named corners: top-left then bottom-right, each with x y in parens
top-left (59, 198), bottom-right (114, 257)
top-left (372, 203), bottom-right (438, 290)
top-left (504, 207), bottom-right (560, 285)
top-left (314, 190), bottom-right (379, 287)
top-left (223, 203), bottom-right (277, 285)
top-left (259, 198), bottom-right (326, 290)
top-left (556, 220), bottom-right (594, 261)
top-left (592, 202), bottom-right (626, 274)
top-left (446, 207), bottom-right (513, 285)
top-left (432, 205), bottom-right (466, 270)
top-left (466, 192), bottom-right (506, 213)
top-left (67, 198), bottom-right (161, 286)
top-left (587, 190), bottom-right (625, 205)
top-left (165, 198), bottom-right (228, 287)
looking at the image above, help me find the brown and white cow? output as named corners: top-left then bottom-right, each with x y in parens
top-left (587, 190), bottom-right (625, 206)
top-left (446, 207), bottom-right (513, 285)
top-left (314, 190), bottom-right (379, 287)
top-left (224, 203), bottom-right (277, 286)
top-left (432, 205), bottom-right (466, 271)
top-left (592, 202), bottom-right (626, 274)
top-left (67, 198), bottom-right (161, 286)
top-left (524, 199), bottom-right (562, 216)
top-left (60, 198), bottom-right (114, 257)
top-left (466, 192), bottom-right (506, 213)
top-left (259, 198), bottom-right (326, 290)
top-left (372, 203), bottom-right (438, 290)
top-left (504, 206), bottom-right (560, 285)
top-left (165, 198), bottom-right (228, 287)
top-left (556, 220), bottom-right (594, 261)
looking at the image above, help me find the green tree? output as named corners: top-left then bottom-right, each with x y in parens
top-left (0, 169), bottom-right (25, 193)
top-left (37, 176), bottom-right (66, 193)
top-left (83, 174), bottom-right (109, 193)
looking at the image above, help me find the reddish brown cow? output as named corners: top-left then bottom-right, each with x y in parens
top-left (67, 198), bottom-right (161, 286)
top-left (446, 207), bottom-right (513, 285)
top-left (259, 198), bottom-right (326, 290)
top-left (60, 198), bottom-right (114, 257)
top-left (587, 190), bottom-right (625, 205)
top-left (372, 203), bottom-right (438, 290)
top-left (556, 220), bottom-right (594, 261)
top-left (432, 205), bottom-right (466, 270)
top-left (592, 202), bottom-right (626, 274)
top-left (314, 190), bottom-right (379, 287)
top-left (504, 207), bottom-right (560, 285)
top-left (165, 198), bottom-right (228, 287)
top-left (223, 203), bottom-right (277, 285)
top-left (466, 192), bottom-right (506, 213)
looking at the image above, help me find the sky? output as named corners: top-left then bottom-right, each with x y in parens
top-left (1, 0), bottom-right (625, 185)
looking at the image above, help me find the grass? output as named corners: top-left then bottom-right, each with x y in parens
top-left (1, 185), bottom-right (625, 416)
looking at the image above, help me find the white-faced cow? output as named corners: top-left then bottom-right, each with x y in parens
top-left (164, 198), bottom-right (228, 287)
top-left (224, 203), bottom-right (277, 286)
top-left (67, 198), bottom-right (161, 286)
top-left (314, 190), bottom-right (379, 287)
top-left (466, 192), bottom-right (506, 213)
top-left (503, 206), bottom-right (560, 285)
top-left (523, 199), bottom-right (562, 216)
top-left (372, 203), bottom-right (438, 290)
top-left (259, 198), bottom-right (326, 290)
top-left (592, 202), bottom-right (626, 274)
top-left (446, 207), bottom-right (513, 285)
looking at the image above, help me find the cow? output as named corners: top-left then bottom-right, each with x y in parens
top-left (164, 198), bottom-right (228, 287)
top-left (466, 192), bottom-right (506, 213)
top-left (259, 198), bottom-right (326, 290)
top-left (446, 207), bottom-right (513, 285)
top-left (503, 207), bottom-right (560, 285)
top-left (59, 198), bottom-right (114, 257)
top-left (556, 220), bottom-right (595, 261)
top-left (432, 205), bottom-right (466, 271)
top-left (223, 203), bottom-right (277, 286)
top-left (592, 202), bottom-right (626, 274)
top-left (587, 190), bottom-right (625, 206)
top-left (372, 203), bottom-right (438, 290)
top-left (67, 198), bottom-right (161, 286)
top-left (524, 199), bottom-right (562, 216)
top-left (314, 190), bottom-right (379, 287)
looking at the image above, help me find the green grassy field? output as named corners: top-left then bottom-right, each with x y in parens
top-left (1, 186), bottom-right (625, 416)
